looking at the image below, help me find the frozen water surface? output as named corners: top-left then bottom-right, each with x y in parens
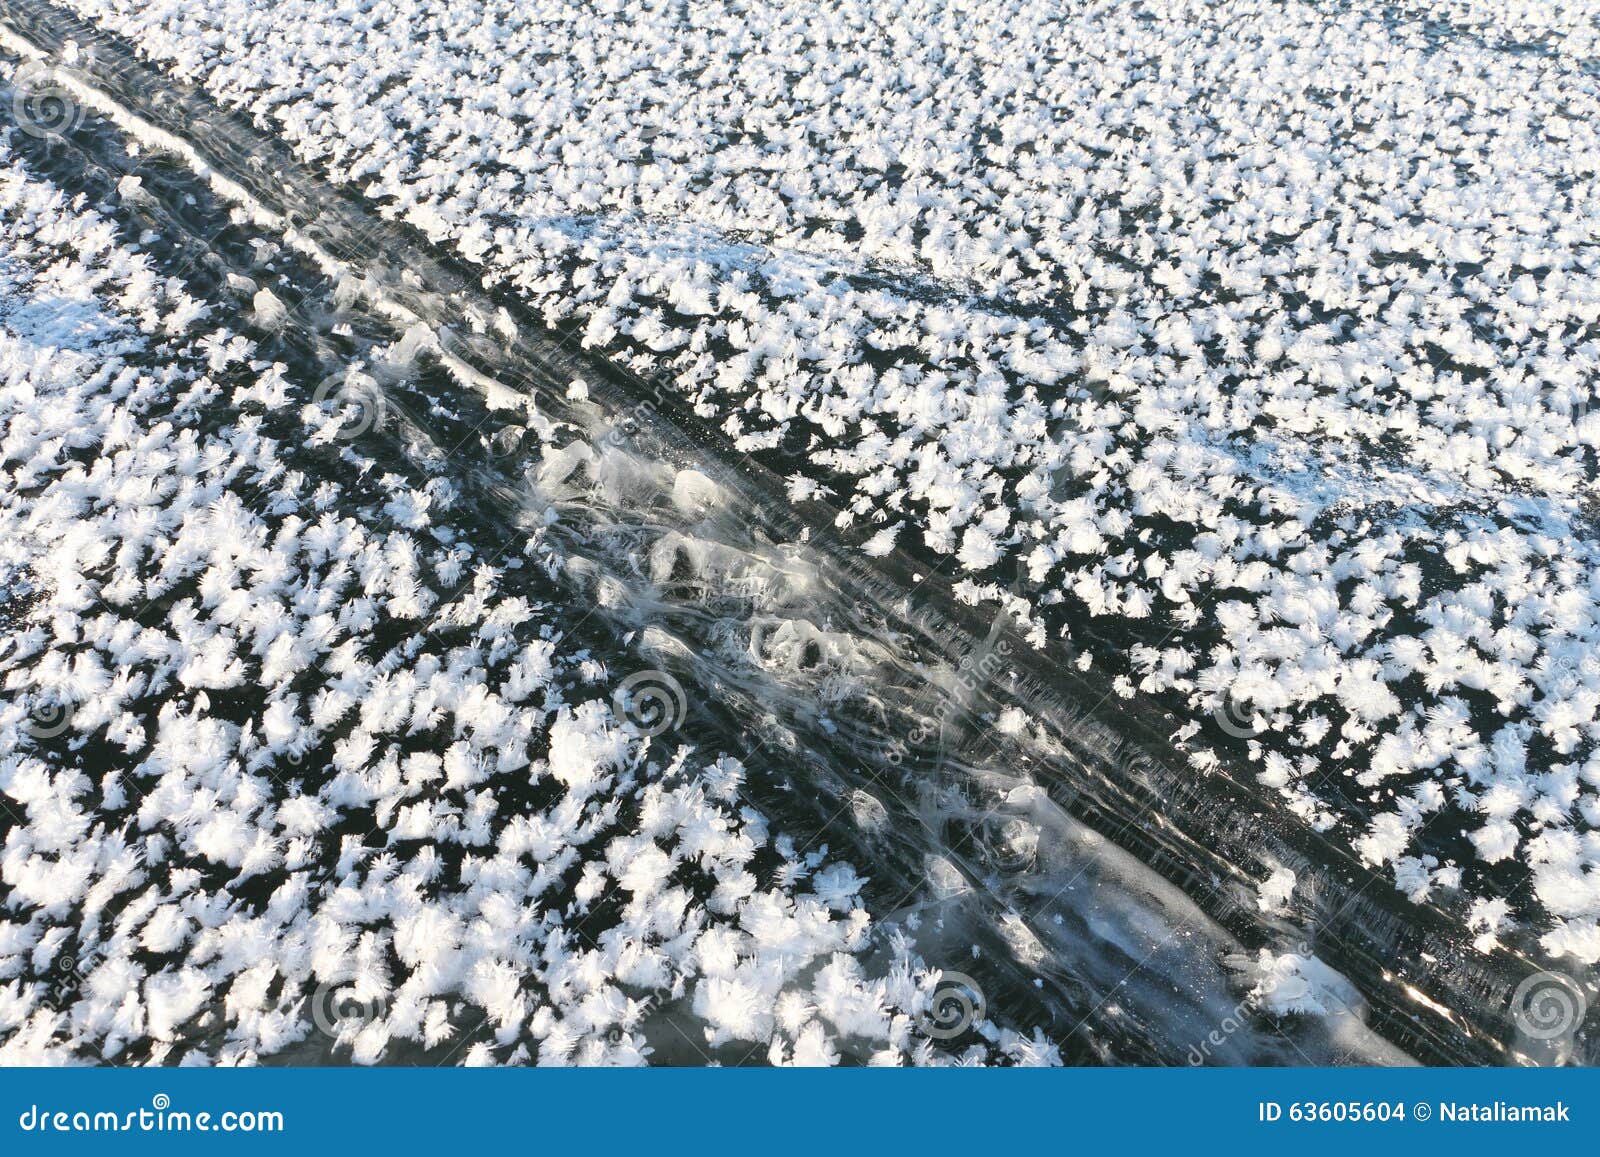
top-left (1, 0), bottom-right (1597, 1065)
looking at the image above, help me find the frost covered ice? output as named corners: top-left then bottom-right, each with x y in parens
top-left (40, 0), bottom-right (1600, 970)
top-left (0, 138), bottom-right (1057, 1066)
top-left (1, 0), bottom-right (1598, 1066)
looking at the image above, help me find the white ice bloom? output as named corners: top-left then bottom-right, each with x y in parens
top-left (809, 863), bottom-right (866, 911)
top-left (0, 137), bottom-right (1034, 1065)
top-left (860, 523), bottom-right (901, 558)
top-left (545, 705), bottom-right (631, 797)
top-left (1256, 868), bottom-right (1296, 915)
top-left (14, 0), bottom-right (1600, 1057)
top-left (1248, 951), bottom-right (1361, 1019)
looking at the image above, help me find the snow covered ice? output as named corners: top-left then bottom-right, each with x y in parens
top-left (0, 129), bottom-right (1091, 1065)
top-left (1, 0), bottom-right (1598, 1066)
